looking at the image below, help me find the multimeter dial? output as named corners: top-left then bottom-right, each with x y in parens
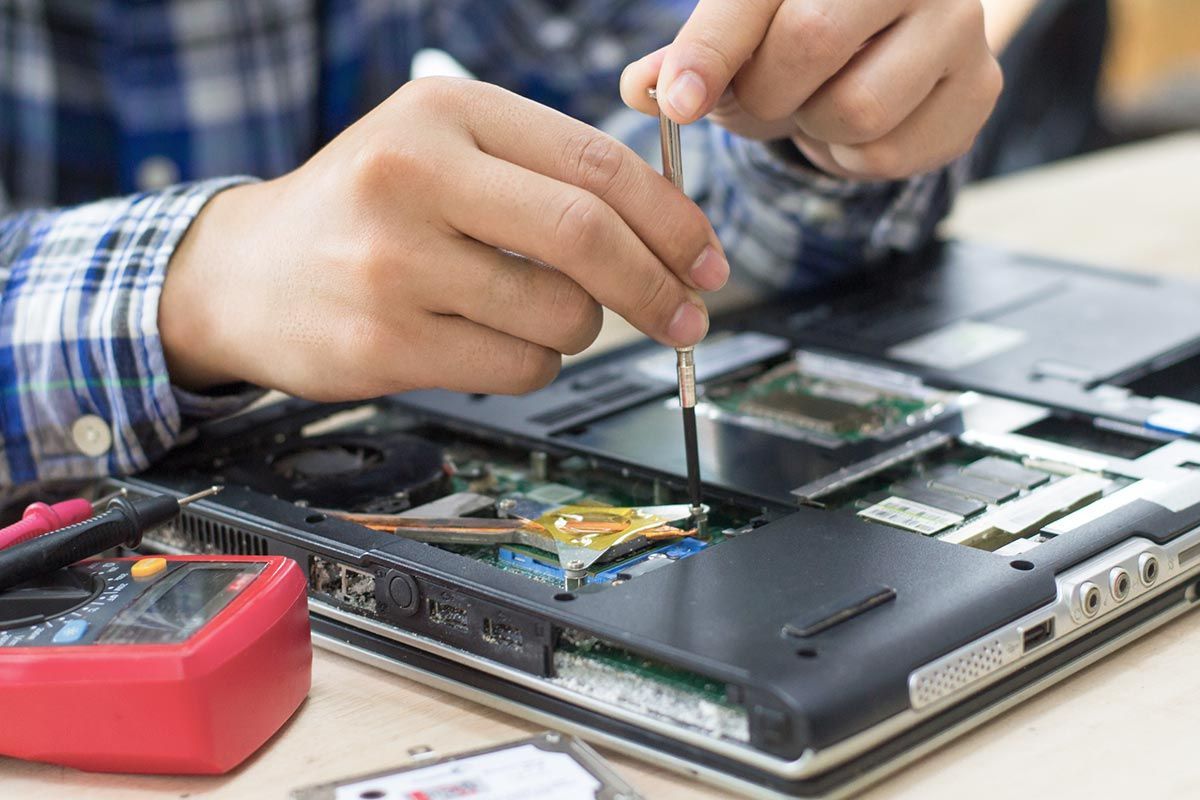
top-left (0, 567), bottom-right (102, 630)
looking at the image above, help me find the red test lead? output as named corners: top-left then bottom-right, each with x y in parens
top-left (0, 490), bottom-right (127, 551)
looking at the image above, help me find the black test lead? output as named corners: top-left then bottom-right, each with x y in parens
top-left (649, 88), bottom-right (705, 525)
top-left (0, 486), bottom-right (223, 593)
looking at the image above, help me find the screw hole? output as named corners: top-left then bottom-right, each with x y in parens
top-left (1011, 559), bottom-right (1035, 571)
top-left (795, 646), bottom-right (818, 659)
top-left (554, 592), bottom-right (575, 602)
top-left (359, 791), bottom-right (386, 799)
top-left (305, 513), bottom-right (327, 524)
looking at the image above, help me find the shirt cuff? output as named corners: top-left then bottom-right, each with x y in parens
top-left (0, 177), bottom-right (261, 487)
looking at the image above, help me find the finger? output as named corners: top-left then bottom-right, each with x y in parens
top-left (620, 46), bottom-right (668, 115)
top-left (454, 83), bottom-right (729, 293)
top-left (408, 314), bottom-right (564, 395)
top-left (733, 0), bottom-right (909, 122)
top-left (656, 0), bottom-right (779, 123)
top-left (794, 0), bottom-right (988, 145)
top-left (442, 151), bottom-right (709, 348)
top-left (414, 240), bottom-right (603, 356)
top-left (827, 48), bottom-right (1002, 180)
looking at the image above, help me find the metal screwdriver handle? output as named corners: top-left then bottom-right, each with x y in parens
top-left (649, 89), bottom-right (705, 523)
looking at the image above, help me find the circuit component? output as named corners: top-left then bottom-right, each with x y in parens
top-left (927, 469), bottom-right (1020, 504)
top-left (742, 391), bottom-right (878, 435)
top-left (703, 355), bottom-right (944, 444)
top-left (962, 457), bottom-right (1050, 490)
top-left (941, 473), bottom-right (1110, 547)
top-left (889, 483), bottom-right (987, 518)
top-left (858, 496), bottom-right (963, 535)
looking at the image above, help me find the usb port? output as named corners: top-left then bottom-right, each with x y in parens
top-left (1021, 618), bottom-right (1055, 652)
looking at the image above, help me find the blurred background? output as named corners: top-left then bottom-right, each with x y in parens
top-left (1104, 0), bottom-right (1200, 141)
top-left (970, 0), bottom-right (1199, 178)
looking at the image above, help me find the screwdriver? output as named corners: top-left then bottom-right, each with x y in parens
top-left (0, 487), bottom-right (221, 593)
top-left (0, 489), bottom-right (128, 551)
top-left (649, 88), bottom-right (705, 524)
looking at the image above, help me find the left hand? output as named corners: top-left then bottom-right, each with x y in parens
top-left (621, 0), bottom-right (1003, 181)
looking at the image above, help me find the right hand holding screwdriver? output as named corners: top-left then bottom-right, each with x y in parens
top-left (161, 77), bottom-right (729, 400)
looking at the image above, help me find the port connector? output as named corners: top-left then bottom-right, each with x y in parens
top-left (1021, 618), bottom-right (1055, 652)
top-left (1079, 581), bottom-right (1102, 617)
top-left (482, 618), bottom-right (524, 649)
top-left (1109, 567), bottom-right (1131, 602)
top-left (1139, 553), bottom-right (1160, 587)
top-left (427, 598), bottom-right (469, 632)
top-left (309, 555), bottom-right (378, 614)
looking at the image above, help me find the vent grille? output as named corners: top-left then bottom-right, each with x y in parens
top-left (909, 638), bottom-right (1015, 709)
top-left (145, 511), bottom-right (270, 556)
top-left (528, 383), bottom-right (648, 428)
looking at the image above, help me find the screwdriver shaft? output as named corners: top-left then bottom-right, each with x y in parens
top-left (649, 89), bottom-right (705, 522)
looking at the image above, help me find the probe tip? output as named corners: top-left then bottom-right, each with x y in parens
top-left (178, 486), bottom-right (223, 507)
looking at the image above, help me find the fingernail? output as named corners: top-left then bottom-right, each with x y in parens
top-left (666, 71), bottom-right (707, 120)
top-left (689, 246), bottom-right (729, 291)
top-left (668, 301), bottom-right (709, 345)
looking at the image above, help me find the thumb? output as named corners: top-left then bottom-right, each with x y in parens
top-left (619, 46), bottom-right (669, 115)
top-left (655, 0), bottom-right (777, 124)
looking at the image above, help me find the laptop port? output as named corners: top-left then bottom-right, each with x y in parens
top-left (1109, 567), bottom-right (1131, 601)
top-left (482, 618), bottom-right (524, 649)
top-left (1021, 618), bottom-right (1055, 652)
top-left (1079, 582), bottom-right (1102, 617)
top-left (428, 599), bottom-right (469, 632)
top-left (1139, 553), bottom-right (1160, 587)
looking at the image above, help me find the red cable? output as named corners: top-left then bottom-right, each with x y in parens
top-left (0, 499), bottom-right (94, 550)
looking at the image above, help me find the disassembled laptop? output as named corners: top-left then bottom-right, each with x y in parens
top-left (112, 242), bottom-right (1200, 797)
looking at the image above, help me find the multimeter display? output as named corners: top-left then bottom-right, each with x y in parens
top-left (98, 564), bottom-right (264, 645)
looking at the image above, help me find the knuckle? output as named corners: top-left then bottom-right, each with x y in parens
top-left (550, 280), bottom-right (603, 355)
top-left (564, 132), bottom-right (629, 199)
top-left (348, 136), bottom-right (427, 198)
top-left (830, 78), bottom-right (892, 142)
top-left (980, 55), bottom-right (1005, 104)
top-left (951, 0), bottom-right (987, 38)
top-left (509, 341), bottom-right (561, 393)
top-left (551, 191), bottom-right (606, 254)
top-left (396, 76), bottom-right (463, 113)
top-left (778, 3), bottom-right (845, 64)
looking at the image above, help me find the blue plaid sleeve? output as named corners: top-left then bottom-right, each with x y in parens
top-left (0, 178), bottom-right (261, 489)
top-left (431, 0), bottom-right (964, 294)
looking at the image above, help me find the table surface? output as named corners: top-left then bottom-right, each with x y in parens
top-left (5, 132), bottom-right (1199, 800)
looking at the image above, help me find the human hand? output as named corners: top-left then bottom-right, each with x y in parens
top-left (622, 0), bottom-right (1003, 180)
top-left (161, 78), bottom-right (728, 400)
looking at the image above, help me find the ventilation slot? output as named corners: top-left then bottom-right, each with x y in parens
top-left (589, 382), bottom-right (647, 404)
top-left (528, 383), bottom-right (648, 428)
top-left (909, 638), bottom-right (1013, 709)
top-left (144, 511), bottom-right (270, 556)
top-left (529, 401), bottom-right (596, 427)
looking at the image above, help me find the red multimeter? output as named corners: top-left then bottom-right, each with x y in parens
top-left (0, 554), bottom-right (312, 774)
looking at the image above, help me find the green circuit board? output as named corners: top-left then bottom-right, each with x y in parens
top-left (705, 361), bottom-right (934, 442)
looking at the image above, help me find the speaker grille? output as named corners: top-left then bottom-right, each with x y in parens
top-left (909, 637), bottom-right (1016, 709)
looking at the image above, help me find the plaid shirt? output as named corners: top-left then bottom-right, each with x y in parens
top-left (0, 0), bottom-right (961, 494)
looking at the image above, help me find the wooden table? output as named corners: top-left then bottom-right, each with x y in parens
top-left (5, 133), bottom-right (1199, 799)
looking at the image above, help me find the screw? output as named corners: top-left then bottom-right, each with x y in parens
top-left (566, 560), bottom-right (584, 570)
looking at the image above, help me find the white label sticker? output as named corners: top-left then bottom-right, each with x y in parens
top-left (887, 321), bottom-right (1027, 370)
top-left (858, 496), bottom-right (963, 535)
top-left (334, 744), bottom-right (602, 800)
